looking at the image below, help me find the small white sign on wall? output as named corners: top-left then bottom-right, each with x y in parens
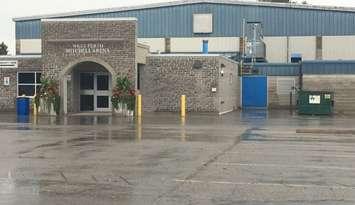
top-left (3, 77), bottom-right (10, 86)
top-left (0, 61), bottom-right (18, 69)
top-left (324, 94), bottom-right (331, 99)
top-left (309, 95), bottom-right (321, 104)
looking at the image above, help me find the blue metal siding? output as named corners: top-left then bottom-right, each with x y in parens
top-left (16, 3), bottom-right (355, 39)
top-left (303, 60), bottom-right (355, 74)
top-left (16, 20), bottom-right (41, 39)
top-left (250, 63), bottom-right (300, 76)
top-left (248, 61), bottom-right (355, 76)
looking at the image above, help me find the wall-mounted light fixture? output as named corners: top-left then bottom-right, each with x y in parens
top-left (3, 77), bottom-right (10, 86)
top-left (221, 64), bottom-right (225, 77)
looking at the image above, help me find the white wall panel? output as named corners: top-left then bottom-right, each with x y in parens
top-left (264, 37), bottom-right (287, 63)
top-left (20, 39), bottom-right (41, 54)
top-left (170, 37), bottom-right (239, 53)
top-left (209, 37), bottom-right (239, 52)
top-left (289, 36), bottom-right (316, 60)
top-left (138, 38), bottom-right (165, 53)
top-left (171, 38), bottom-right (201, 52)
top-left (323, 36), bottom-right (355, 60)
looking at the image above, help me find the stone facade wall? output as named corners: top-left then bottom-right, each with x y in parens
top-left (41, 19), bottom-right (137, 83)
top-left (41, 19), bottom-right (137, 114)
top-left (217, 57), bottom-right (239, 113)
top-left (303, 75), bottom-right (355, 113)
top-left (17, 58), bottom-right (42, 72)
top-left (0, 68), bottom-right (17, 111)
top-left (141, 55), bottom-right (221, 112)
top-left (0, 57), bottom-right (42, 111)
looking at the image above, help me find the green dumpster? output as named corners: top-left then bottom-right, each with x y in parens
top-left (297, 90), bottom-right (334, 115)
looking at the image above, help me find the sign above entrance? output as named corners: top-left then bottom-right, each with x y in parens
top-left (65, 43), bottom-right (110, 55)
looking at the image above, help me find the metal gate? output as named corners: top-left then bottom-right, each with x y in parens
top-left (242, 75), bottom-right (267, 108)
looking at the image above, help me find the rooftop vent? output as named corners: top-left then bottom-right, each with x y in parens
top-left (259, 0), bottom-right (290, 3)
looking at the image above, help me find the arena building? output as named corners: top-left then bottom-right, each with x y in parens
top-left (13, 0), bottom-right (355, 61)
top-left (1, 0), bottom-right (355, 114)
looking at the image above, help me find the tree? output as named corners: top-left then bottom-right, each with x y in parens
top-left (0, 42), bottom-right (8, 55)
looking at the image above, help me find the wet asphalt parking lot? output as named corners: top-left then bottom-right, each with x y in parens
top-left (0, 111), bottom-right (355, 205)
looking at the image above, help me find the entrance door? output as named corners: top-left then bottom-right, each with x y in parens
top-left (242, 75), bottom-right (267, 108)
top-left (80, 73), bottom-right (95, 111)
top-left (95, 74), bottom-right (111, 111)
top-left (80, 73), bottom-right (111, 112)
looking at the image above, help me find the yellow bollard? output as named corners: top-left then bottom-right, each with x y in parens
top-left (32, 102), bottom-right (38, 125)
top-left (33, 102), bottom-right (37, 116)
top-left (136, 95), bottom-right (142, 117)
top-left (181, 95), bottom-right (186, 117)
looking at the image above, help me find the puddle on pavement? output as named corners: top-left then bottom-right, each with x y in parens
top-left (0, 111), bottom-right (353, 146)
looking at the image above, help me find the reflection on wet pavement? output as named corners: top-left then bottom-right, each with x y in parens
top-left (0, 111), bottom-right (354, 204)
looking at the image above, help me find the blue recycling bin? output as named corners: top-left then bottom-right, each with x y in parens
top-left (16, 97), bottom-right (30, 116)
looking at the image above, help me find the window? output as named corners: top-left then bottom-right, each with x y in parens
top-left (229, 73), bottom-right (233, 84)
top-left (193, 13), bottom-right (213, 33)
top-left (80, 73), bottom-right (94, 90)
top-left (97, 75), bottom-right (109, 90)
top-left (97, 96), bottom-right (109, 108)
top-left (17, 72), bottom-right (41, 97)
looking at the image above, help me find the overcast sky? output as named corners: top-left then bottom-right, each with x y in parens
top-left (1, 0), bottom-right (355, 55)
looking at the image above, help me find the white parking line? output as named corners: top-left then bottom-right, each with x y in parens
top-left (242, 143), bottom-right (355, 148)
top-left (213, 162), bottom-right (355, 171)
top-left (225, 152), bottom-right (355, 158)
top-left (174, 179), bottom-right (355, 190)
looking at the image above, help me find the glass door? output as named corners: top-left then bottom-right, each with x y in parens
top-left (80, 73), bottom-right (95, 111)
top-left (79, 72), bottom-right (111, 112)
top-left (95, 74), bottom-right (111, 111)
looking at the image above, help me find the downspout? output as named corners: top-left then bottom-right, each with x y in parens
top-left (299, 61), bottom-right (303, 90)
top-left (241, 18), bottom-right (246, 76)
top-left (286, 36), bottom-right (290, 63)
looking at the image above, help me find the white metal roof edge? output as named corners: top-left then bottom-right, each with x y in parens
top-left (220, 55), bottom-right (239, 64)
top-left (13, 0), bottom-right (355, 22)
top-left (0, 55), bottom-right (42, 59)
top-left (137, 43), bottom-right (150, 49)
top-left (148, 53), bottom-right (222, 57)
top-left (41, 17), bottom-right (137, 22)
